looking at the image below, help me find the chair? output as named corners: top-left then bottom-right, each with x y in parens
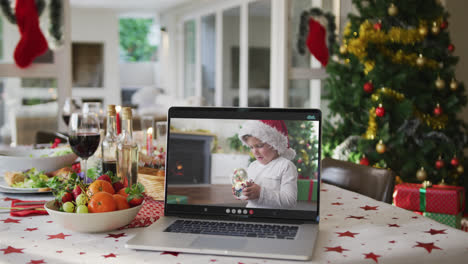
top-left (35, 130), bottom-right (69, 148)
top-left (321, 157), bottom-right (396, 203)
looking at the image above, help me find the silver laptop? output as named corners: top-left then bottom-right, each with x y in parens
top-left (126, 107), bottom-right (321, 260)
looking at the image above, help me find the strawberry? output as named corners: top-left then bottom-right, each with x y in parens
top-left (72, 185), bottom-right (83, 200)
top-left (129, 197), bottom-right (144, 207)
top-left (125, 183), bottom-right (145, 207)
top-left (113, 182), bottom-right (125, 192)
top-left (62, 192), bottom-right (73, 203)
top-left (97, 174), bottom-right (111, 183)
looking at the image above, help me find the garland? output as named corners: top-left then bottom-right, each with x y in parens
top-left (0, 0), bottom-right (62, 44)
top-left (297, 7), bottom-right (337, 56)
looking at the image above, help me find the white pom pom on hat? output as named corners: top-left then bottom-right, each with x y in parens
top-left (238, 120), bottom-right (296, 160)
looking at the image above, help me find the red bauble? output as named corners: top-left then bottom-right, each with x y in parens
top-left (433, 106), bottom-right (442, 116)
top-left (376, 105), bottom-right (385, 117)
top-left (374, 22), bottom-right (382, 31)
top-left (448, 44), bottom-right (455, 52)
top-left (451, 157), bottom-right (459, 167)
top-left (363, 82), bottom-right (374, 93)
top-left (298, 158), bottom-right (303, 164)
top-left (435, 159), bottom-right (445, 169)
top-left (440, 20), bottom-right (448, 29)
top-left (360, 156), bottom-right (370, 166)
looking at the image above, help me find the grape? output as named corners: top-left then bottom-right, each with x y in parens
top-left (76, 205), bottom-right (88, 214)
top-left (63, 202), bottom-right (75, 213)
top-left (76, 194), bottom-right (88, 206)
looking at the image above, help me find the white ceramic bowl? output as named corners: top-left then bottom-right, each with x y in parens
top-left (0, 147), bottom-right (77, 175)
top-left (44, 200), bottom-right (143, 233)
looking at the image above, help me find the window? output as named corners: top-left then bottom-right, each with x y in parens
top-left (119, 18), bottom-right (158, 62)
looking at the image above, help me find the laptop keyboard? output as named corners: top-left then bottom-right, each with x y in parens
top-left (164, 220), bottom-right (299, 240)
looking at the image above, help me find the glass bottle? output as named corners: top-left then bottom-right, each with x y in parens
top-left (101, 104), bottom-right (118, 176)
top-left (116, 107), bottom-right (139, 187)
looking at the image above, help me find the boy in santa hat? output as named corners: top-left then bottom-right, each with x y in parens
top-left (237, 120), bottom-right (298, 209)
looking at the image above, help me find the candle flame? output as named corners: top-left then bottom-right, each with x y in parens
top-left (147, 127), bottom-right (153, 134)
top-left (116, 105), bottom-right (121, 112)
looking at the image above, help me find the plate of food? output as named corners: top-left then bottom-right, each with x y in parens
top-left (0, 167), bottom-right (74, 193)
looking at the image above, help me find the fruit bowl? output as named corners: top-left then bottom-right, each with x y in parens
top-left (44, 200), bottom-right (143, 233)
top-left (0, 147), bottom-right (77, 175)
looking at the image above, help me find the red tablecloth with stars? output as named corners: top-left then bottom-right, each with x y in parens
top-left (1, 183), bottom-right (468, 264)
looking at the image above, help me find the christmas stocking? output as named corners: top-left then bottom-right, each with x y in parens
top-left (13, 0), bottom-right (49, 68)
top-left (306, 18), bottom-right (329, 67)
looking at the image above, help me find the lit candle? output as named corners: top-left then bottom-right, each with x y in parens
top-left (146, 127), bottom-right (153, 157)
top-left (115, 105), bottom-right (121, 135)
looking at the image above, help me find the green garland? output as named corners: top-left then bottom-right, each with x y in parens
top-left (297, 7), bottom-right (337, 56)
top-left (0, 0), bottom-right (62, 43)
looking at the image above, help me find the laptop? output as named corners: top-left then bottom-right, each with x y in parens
top-left (126, 107), bottom-right (321, 260)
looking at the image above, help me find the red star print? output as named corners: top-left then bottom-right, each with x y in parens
top-left (321, 189), bottom-right (328, 191)
top-left (424, 229), bottom-right (447, 235)
top-left (1, 246), bottom-right (24, 254)
top-left (388, 224), bottom-right (400, 228)
top-left (25, 228), bottom-right (38, 232)
top-left (389, 240), bottom-right (396, 243)
top-left (106, 233), bottom-right (126, 238)
top-left (56, 251), bottom-right (63, 253)
top-left (346, 215), bottom-right (366, 220)
top-left (103, 253), bottom-right (117, 258)
top-left (79, 252), bottom-right (86, 255)
top-left (336, 231), bottom-right (359, 238)
top-left (412, 216), bottom-right (419, 219)
top-left (325, 246), bottom-right (349, 253)
top-left (1, 218), bottom-right (21, 223)
top-left (363, 252), bottom-right (381, 263)
top-left (47, 233), bottom-right (71, 240)
top-left (210, 260), bottom-right (217, 262)
top-left (392, 217), bottom-right (399, 220)
top-left (413, 242), bottom-right (442, 253)
top-left (27, 260), bottom-right (45, 264)
top-left (331, 202), bottom-right (343, 205)
top-left (360, 205), bottom-right (378, 211)
top-left (161, 251), bottom-right (180, 256)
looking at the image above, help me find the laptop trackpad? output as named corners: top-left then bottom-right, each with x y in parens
top-left (191, 236), bottom-right (246, 250)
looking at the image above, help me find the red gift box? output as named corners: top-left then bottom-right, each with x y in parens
top-left (393, 183), bottom-right (465, 215)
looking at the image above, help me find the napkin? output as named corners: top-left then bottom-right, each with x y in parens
top-left (121, 195), bottom-right (164, 229)
top-left (10, 200), bottom-right (48, 217)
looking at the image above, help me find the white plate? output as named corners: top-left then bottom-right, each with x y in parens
top-left (0, 177), bottom-right (52, 193)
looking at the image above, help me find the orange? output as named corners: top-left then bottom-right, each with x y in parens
top-left (113, 194), bottom-right (130, 210)
top-left (87, 180), bottom-right (115, 197)
top-left (117, 188), bottom-right (128, 197)
top-left (88, 192), bottom-right (117, 213)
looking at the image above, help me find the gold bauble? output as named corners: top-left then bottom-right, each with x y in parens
top-left (422, 180), bottom-right (432, 189)
top-left (416, 54), bottom-right (425, 67)
top-left (431, 22), bottom-right (440, 35)
top-left (450, 79), bottom-right (458, 91)
top-left (371, 94), bottom-right (380, 102)
top-left (376, 140), bottom-right (386, 154)
top-left (457, 165), bottom-right (464, 174)
top-left (388, 3), bottom-right (398, 16)
top-left (435, 77), bottom-right (445, 90)
top-left (339, 45), bottom-right (347, 54)
top-left (418, 26), bottom-right (428, 37)
top-left (416, 167), bottom-right (428, 181)
top-left (438, 178), bottom-right (447, 186)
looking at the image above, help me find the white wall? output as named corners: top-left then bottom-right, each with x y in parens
top-left (70, 8), bottom-right (120, 106)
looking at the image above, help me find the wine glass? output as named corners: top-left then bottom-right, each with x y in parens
top-left (68, 113), bottom-right (101, 178)
top-left (82, 102), bottom-right (104, 129)
top-left (62, 97), bottom-right (82, 126)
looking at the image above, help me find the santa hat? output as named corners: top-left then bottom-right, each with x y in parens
top-left (238, 120), bottom-right (296, 160)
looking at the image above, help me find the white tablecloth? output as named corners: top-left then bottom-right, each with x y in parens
top-left (1, 183), bottom-right (468, 264)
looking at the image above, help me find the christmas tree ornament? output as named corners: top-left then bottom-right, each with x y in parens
top-left (433, 103), bottom-right (442, 116)
top-left (435, 76), bottom-right (445, 90)
top-left (232, 168), bottom-right (249, 200)
top-left (373, 21), bottom-right (382, 31)
top-left (363, 82), bottom-right (374, 93)
top-left (339, 44), bottom-right (347, 54)
top-left (375, 104), bottom-right (385, 117)
top-left (450, 78), bottom-right (458, 91)
top-left (416, 54), bottom-right (425, 67)
top-left (422, 180), bottom-right (433, 188)
top-left (440, 20), bottom-right (448, 29)
top-left (431, 22), bottom-right (440, 35)
top-left (416, 167), bottom-right (427, 181)
top-left (435, 156), bottom-right (444, 170)
top-left (360, 155), bottom-right (370, 166)
top-left (418, 25), bottom-right (428, 37)
top-left (438, 178), bottom-right (447, 186)
top-left (388, 3), bottom-right (398, 16)
top-left (371, 94), bottom-right (380, 102)
top-left (376, 140), bottom-right (386, 154)
top-left (300, 123), bottom-right (306, 129)
top-left (447, 44), bottom-right (455, 52)
top-left (457, 165), bottom-right (464, 174)
top-left (450, 156), bottom-right (459, 167)
top-left (297, 158), bottom-right (303, 164)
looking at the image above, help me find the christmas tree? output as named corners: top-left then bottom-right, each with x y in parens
top-left (322, 0), bottom-right (467, 186)
top-left (286, 121), bottom-right (320, 179)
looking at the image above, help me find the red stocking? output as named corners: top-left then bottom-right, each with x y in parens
top-left (306, 18), bottom-right (329, 67)
top-left (13, 0), bottom-right (49, 68)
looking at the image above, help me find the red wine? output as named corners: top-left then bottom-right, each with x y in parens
top-left (62, 115), bottom-right (70, 126)
top-left (69, 133), bottom-right (100, 159)
top-left (102, 160), bottom-right (117, 175)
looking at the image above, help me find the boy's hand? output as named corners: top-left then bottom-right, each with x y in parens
top-left (243, 183), bottom-right (260, 200)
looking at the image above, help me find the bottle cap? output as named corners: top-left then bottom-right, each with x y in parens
top-left (122, 107), bottom-right (133, 120)
top-left (107, 104), bottom-right (116, 116)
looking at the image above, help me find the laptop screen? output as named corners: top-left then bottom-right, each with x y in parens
top-left (164, 107), bottom-right (321, 221)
